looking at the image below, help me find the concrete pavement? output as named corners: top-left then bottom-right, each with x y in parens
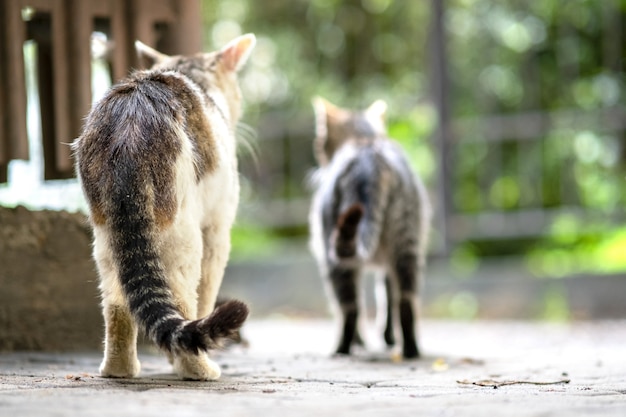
top-left (1, 319), bottom-right (625, 416)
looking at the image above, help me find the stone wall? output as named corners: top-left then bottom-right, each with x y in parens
top-left (0, 206), bottom-right (102, 351)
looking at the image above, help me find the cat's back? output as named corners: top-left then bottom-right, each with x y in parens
top-left (80, 69), bottom-right (209, 152)
top-left (76, 68), bottom-right (221, 228)
top-left (375, 138), bottom-right (422, 191)
top-left (322, 138), bottom-right (416, 193)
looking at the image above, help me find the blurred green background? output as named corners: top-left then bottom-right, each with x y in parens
top-left (201, 0), bottom-right (626, 282)
top-left (1, 0), bottom-right (625, 321)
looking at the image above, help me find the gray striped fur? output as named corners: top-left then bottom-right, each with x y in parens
top-left (309, 97), bottom-right (432, 359)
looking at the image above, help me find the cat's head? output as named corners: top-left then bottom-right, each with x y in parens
top-left (135, 34), bottom-right (256, 127)
top-left (312, 97), bottom-right (387, 166)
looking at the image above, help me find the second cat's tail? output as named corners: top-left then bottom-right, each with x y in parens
top-left (334, 204), bottom-right (364, 259)
top-left (333, 182), bottom-right (388, 262)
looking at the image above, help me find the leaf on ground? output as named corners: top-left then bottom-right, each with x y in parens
top-left (432, 358), bottom-right (449, 371)
top-left (458, 357), bottom-right (485, 366)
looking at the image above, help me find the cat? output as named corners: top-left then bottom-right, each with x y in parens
top-left (308, 97), bottom-right (431, 359)
top-left (72, 34), bottom-right (256, 380)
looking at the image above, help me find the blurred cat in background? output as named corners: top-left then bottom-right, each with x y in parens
top-left (309, 97), bottom-right (431, 359)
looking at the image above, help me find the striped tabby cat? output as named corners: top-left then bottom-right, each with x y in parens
top-left (74, 34), bottom-right (256, 380)
top-left (309, 97), bottom-right (431, 359)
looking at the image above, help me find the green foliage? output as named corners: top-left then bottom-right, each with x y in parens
top-left (387, 104), bottom-right (437, 180)
top-left (449, 244), bottom-right (480, 278)
top-left (539, 285), bottom-right (570, 321)
top-left (445, 0), bottom-right (626, 277)
top-left (447, 0), bottom-right (625, 115)
top-left (527, 223), bottom-right (626, 278)
top-left (203, 0), bottom-right (626, 277)
top-left (230, 223), bottom-right (282, 261)
top-left (202, 0), bottom-right (437, 258)
top-left (202, 0), bottom-right (431, 114)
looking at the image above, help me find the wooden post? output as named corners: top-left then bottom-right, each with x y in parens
top-left (110, 0), bottom-right (133, 81)
top-left (0, 0), bottom-right (203, 182)
top-left (30, 11), bottom-right (57, 181)
top-left (62, 0), bottom-right (92, 173)
top-left (164, 0), bottom-right (202, 54)
top-left (0, 0), bottom-right (29, 182)
top-left (49, 0), bottom-right (71, 179)
top-left (430, 0), bottom-right (453, 254)
top-left (0, 3), bottom-right (7, 182)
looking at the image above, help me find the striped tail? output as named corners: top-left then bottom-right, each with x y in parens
top-left (108, 157), bottom-right (248, 355)
top-left (334, 184), bottom-right (388, 262)
top-left (334, 204), bottom-right (364, 258)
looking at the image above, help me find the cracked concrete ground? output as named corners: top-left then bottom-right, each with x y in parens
top-left (1, 319), bottom-right (625, 416)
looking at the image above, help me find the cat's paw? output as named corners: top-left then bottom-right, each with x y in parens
top-left (173, 353), bottom-right (221, 381)
top-left (99, 356), bottom-right (141, 378)
top-left (402, 342), bottom-right (420, 360)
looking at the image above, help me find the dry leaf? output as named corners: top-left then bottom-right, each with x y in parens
top-left (458, 357), bottom-right (485, 366)
top-left (390, 352), bottom-right (403, 363)
top-left (432, 358), bottom-right (449, 371)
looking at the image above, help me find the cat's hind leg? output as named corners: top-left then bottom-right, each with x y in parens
top-left (169, 310), bottom-right (224, 380)
top-left (196, 225), bottom-right (231, 318)
top-left (100, 303), bottom-right (141, 377)
top-left (170, 294), bottom-right (221, 380)
top-left (173, 353), bottom-right (221, 381)
top-left (330, 265), bottom-right (361, 355)
top-left (383, 275), bottom-right (396, 347)
top-left (95, 230), bottom-right (141, 378)
top-left (394, 253), bottom-right (420, 359)
top-left (163, 225), bottom-right (223, 380)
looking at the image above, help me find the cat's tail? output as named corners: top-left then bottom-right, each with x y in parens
top-left (107, 156), bottom-right (248, 355)
top-left (334, 181), bottom-right (389, 262)
top-left (334, 204), bottom-right (364, 258)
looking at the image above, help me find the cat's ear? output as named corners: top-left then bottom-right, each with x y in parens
top-left (218, 33), bottom-right (256, 72)
top-left (313, 97), bottom-right (347, 131)
top-left (366, 100), bottom-right (388, 135)
top-left (312, 96), bottom-right (347, 165)
top-left (366, 99), bottom-right (387, 119)
top-left (312, 96), bottom-right (330, 139)
top-left (135, 40), bottom-right (168, 69)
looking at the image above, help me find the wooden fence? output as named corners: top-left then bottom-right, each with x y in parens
top-left (0, 0), bottom-right (201, 182)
